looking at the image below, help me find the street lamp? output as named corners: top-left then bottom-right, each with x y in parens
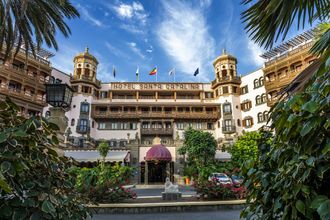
top-left (45, 82), bottom-right (74, 149)
top-left (45, 83), bottom-right (73, 108)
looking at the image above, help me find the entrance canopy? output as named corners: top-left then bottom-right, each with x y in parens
top-left (64, 150), bottom-right (130, 162)
top-left (145, 144), bottom-right (172, 161)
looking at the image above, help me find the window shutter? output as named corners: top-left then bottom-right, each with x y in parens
top-left (243, 119), bottom-right (246, 127)
top-left (251, 118), bottom-right (254, 126)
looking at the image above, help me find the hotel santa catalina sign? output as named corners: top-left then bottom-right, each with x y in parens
top-left (111, 83), bottom-right (202, 91)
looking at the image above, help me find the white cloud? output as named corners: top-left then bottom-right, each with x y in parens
top-left (157, 0), bottom-right (215, 81)
top-left (200, 0), bottom-right (213, 8)
top-left (127, 42), bottom-right (145, 59)
top-left (78, 5), bottom-right (103, 27)
top-left (146, 45), bottom-right (153, 53)
top-left (247, 39), bottom-right (264, 66)
top-left (112, 1), bottom-right (147, 25)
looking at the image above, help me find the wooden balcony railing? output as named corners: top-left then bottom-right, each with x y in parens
top-left (71, 75), bottom-right (101, 86)
top-left (140, 128), bottom-right (173, 135)
top-left (211, 76), bottom-right (241, 88)
top-left (264, 68), bottom-right (305, 91)
top-left (0, 64), bottom-right (48, 84)
top-left (92, 110), bottom-right (220, 120)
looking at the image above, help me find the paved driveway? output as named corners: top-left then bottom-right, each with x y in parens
top-left (93, 210), bottom-right (242, 220)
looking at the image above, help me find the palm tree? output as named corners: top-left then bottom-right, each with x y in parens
top-left (0, 0), bottom-right (79, 61)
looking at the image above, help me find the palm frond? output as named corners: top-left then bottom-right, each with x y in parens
top-left (241, 0), bottom-right (329, 49)
top-left (0, 0), bottom-right (79, 60)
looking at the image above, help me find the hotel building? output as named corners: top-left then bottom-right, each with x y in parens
top-left (44, 47), bottom-right (272, 184)
top-left (0, 47), bottom-right (53, 116)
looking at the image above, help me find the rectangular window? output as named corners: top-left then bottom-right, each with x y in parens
top-left (100, 91), bottom-right (108, 99)
top-left (80, 103), bottom-right (89, 113)
top-left (78, 119), bottom-right (88, 132)
top-left (222, 86), bottom-right (229, 94)
top-left (99, 122), bottom-right (106, 130)
top-left (207, 123), bottom-right (214, 130)
top-left (241, 101), bottom-right (252, 111)
top-left (240, 85), bottom-right (248, 94)
top-left (196, 122), bottom-right (202, 130)
top-left (223, 103), bottom-right (232, 114)
top-left (205, 92), bottom-right (214, 99)
top-left (177, 123), bottom-right (184, 130)
top-left (232, 86), bottom-right (238, 94)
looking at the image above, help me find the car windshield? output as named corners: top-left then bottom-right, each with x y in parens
top-left (214, 174), bottom-right (227, 178)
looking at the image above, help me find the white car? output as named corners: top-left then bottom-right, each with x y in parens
top-left (208, 173), bottom-right (233, 185)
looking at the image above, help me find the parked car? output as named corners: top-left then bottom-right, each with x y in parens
top-left (231, 175), bottom-right (244, 187)
top-left (208, 173), bottom-right (232, 185)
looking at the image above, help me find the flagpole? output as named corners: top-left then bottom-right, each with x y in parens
top-left (156, 66), bottom-right (158, 83)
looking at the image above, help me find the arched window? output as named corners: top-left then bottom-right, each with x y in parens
top-left (259, 77), bottom-right (264, 86)
top-left (263, 111), bottom-right (269, 121)
top-left (254, 79), bottom-right (260, 88)
top-left (261, 93), bottom-right (267, 103)
top-left (257, 112), bottom-right (264, 123)
top-left (256, 95), bottom-right (261, 105)
top-left (71, 119), bottom-right (75, 126)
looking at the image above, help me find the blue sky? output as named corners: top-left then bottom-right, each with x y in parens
top-left (50, 0), bottom-right (304, 83)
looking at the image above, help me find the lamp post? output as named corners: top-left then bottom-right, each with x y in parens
top-left (45, 82), bottom-right (73, 149)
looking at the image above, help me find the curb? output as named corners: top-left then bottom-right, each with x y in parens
top-left (88, 200), bottom-right (246, 214)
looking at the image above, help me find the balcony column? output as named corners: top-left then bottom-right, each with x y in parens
top-left (174, 91), bottom-right (177, 101)
top-left (136, 91), bottom-right (139, 101)
top-left (155, 91), bottom-right (158, 102)
top-left (109, 91), bottom-right (112, 101)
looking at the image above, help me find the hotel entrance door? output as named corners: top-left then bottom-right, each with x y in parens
top-left (148, 161), bottom-right (167, 183)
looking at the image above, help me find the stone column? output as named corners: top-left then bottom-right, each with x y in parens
top-left (144, 161), bottom-right (148, 185)
top-left (47, 107), bottom-right (67, 155)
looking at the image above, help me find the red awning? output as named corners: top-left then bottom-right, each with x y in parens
top-left (145, 144), bottom-right (172, 161)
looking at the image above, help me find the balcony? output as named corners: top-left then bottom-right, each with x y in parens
top-left (140, 128), bottom-right (173, 135)
top-left (265, 69), bottom-right (306, 92)
top-left (92, 110), bottom-right (221, 120)
top-left (222, 126), bottom-right (236, 134)
top-left (211, 76), bottom-right (241, 88)
top-left (70, 75), bottom-right (101, 87)
top-left (76, 125), bottom-right (90, 134)
top-left (0, 64), bottom-right (48, 86)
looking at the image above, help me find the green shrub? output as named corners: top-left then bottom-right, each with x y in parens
top-left (68, 164), bottom-right (136, 203)
top-left (0, 98), bottom-right (90, 219)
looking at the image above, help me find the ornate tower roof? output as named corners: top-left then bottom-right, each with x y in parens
top-left (73, 47), bottom-right (98, 64)
top-left (213, 49), bottom-right (237, 66)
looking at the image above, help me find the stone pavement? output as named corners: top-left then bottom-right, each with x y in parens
top-left (92, 210), bottom-right (242, 220)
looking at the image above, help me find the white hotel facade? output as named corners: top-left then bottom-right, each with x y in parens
top-left (44, 48), bottom-right (271, 184)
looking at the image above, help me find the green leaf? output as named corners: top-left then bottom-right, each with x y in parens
top-left (311, 196), bottom-right (328, 209)
top-left (318, 164), bottom-right (330, 179)
top-left (0, 178), bottom-right (11, 192)
top-left (1, 161), bottom-right (12, 173)
top-left (41, 200), bottom-right (56, 214)
top-left (0, 132), bottom-right (8, 143)
top-left (317, 199), bottom-right (330, 219)
top-left (322, 143), bottom-right (330, 155)
top-left (296, 200), bottom-right (306, 215)
top-left (301, 101), bottom-right (319, 113)
top-left (14, 129), bottom-right (28, 137)
top-left (12, 210), bottom-right (28, 220)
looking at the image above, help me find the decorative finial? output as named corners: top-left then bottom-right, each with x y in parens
top-left (85, 46), bottom-right (89, 53)
top-left (222, 48), bottom-right (227, 55)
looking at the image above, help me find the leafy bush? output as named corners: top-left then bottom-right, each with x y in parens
top-left (68, 164), bottom-right (136, 203)
top-left (241, 69), bottom-right (330, 220)
top-left (0, 98), bottom-right (90, 219)
top-left (194, 179), bottom-right (246, 200)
